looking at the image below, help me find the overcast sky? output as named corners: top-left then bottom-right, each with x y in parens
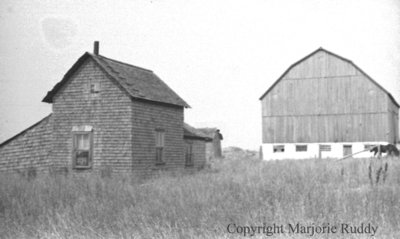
top-left (0, 0), bottom-right (399, 150)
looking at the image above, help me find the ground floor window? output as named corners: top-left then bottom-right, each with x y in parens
top-left (319, 144), bottom-right (331, 152)
top-left (343, 145), bottom-right (353, 156)
top-left (273, 145), bottom-right (285, 153)
top-left (185, 142), bottom-right (193, 166)
top-left (364, 144), bottom-right (374, 150)
top-left (296, 145), bottom-right (307, 152)
top-left (72, 132), bottom-right (93, 169)
top-left (155, 129), bottom-right (165, 164)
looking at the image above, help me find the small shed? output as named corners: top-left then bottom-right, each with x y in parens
top-left (183, 124), bottom-right (212, 169)
top-left (197, 128), bottom-right (223, 160)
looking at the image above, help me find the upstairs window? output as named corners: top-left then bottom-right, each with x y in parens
top-left (72, 131), bottom-right (93, 169)
top-left (185, 142), bottom-right (193, 166)
top-left (273, 145), bottom-right (285, 153)
top-left (296, 145), bottom-right (307, 152)
top-left (88, 79), bottom-right (100, 97)
top-left (155, 130), bottom-right (165, 164)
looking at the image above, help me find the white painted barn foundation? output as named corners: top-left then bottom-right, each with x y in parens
top-left (262, 142), bottom-right (388, 160)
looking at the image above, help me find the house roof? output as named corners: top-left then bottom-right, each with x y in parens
top-left (43, 52), bottom-right (190, 108)
top-left (0, 114), bottom-right (52, 148)
top-left (183, 123), bottom-right (212, 141)
top-left (197, 128), bottom-right (218, 138)
top-left (259, 47), bottom-right (399, 108)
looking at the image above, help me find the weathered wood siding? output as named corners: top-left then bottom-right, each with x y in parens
top-left (261, 51), bottom-right (392, 143)
top-left (184, 138), bottom-right (206, 169)
top-left (0, 116), bottom-right (53, 172)
top-left (388, 97), bottom-right (399, 143)
top-left (51, 59), bottom-right (133, 171)
top-left (131, 100), bottom-right (185, 176)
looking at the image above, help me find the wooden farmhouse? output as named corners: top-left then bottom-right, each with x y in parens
top-left (0, 42), bottom-right (211, 175)
top-left (260, 48), bottom-right (399, 160)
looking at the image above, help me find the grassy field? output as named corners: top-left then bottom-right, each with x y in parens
top-left (1, 151), bottom-right (400, 238)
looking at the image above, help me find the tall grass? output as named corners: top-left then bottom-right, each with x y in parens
top-left (0, 156), bottom-right (399, 238)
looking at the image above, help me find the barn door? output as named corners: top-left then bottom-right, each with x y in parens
top-left (343, 145), bottom-right (352, 157)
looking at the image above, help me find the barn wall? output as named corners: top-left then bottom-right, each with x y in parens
top-left (261, 51), bottom-right (390, 143)
top-left (262, 141), bottom-right (387, 160)
top-left (388, 97), bottom-right (399, 143)
top-left (131, 100), bottom-right (185, 176)
top-left (51, 59), bottom-right (133, 171)
top-left (0, 116), bottom-right (53, 172)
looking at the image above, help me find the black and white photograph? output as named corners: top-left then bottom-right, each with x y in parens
top-left (0, 0), bottom-right (399, 238)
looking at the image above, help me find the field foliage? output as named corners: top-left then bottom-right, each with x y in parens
top-left (1, 151), bottom-right (400, 238)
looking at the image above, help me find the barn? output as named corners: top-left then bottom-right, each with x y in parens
top-left (0, 42), bottom-right (210, 175)
top-left (260, 48), bottom-right (399, 160)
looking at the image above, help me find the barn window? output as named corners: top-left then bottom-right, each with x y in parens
top-left (364, 144), bottom-right (374, 150)
top-left (343, 145), bottom-right (352, 157)
top-left (273, 145), bottom-right (285, 153)
top-left (319, 144), bottom-right (331, 152)
top-left (185, 142), bottom-right (193, 166)
top-left (72, 131), bottom-right (93, 169)
top-left (155, 129), bottom-right (165, 164)
top-left (296, 145), bottom-right (307, 152)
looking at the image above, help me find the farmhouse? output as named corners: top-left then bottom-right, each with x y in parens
top-left (260, 48), bottom-right (399, 160)
top-left (0, 42), bottom-right (210, 175)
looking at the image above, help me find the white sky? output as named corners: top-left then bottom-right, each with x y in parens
top-left (0, 0), bottom-right (399, 150)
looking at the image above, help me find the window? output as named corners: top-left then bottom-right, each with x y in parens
top-left (364, 144), bottom-right (374, 150)
top-left (343, 145), bottom-right (352, 157)
top-left (319, 144), bottom-right (331, 152)
top-left (273, 145), bottom-right (285, 153)
top-left (296, 145), bottom-right (307, 152)
top-left (72, 132), bottom-right (92, 169)
top-left (185, 142), bottom-right (193, 166)
top-left (155, 130), bottom-right (165, 164)
top-left (90, 81), bottom-right (100, 94)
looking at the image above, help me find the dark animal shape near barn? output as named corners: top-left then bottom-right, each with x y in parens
top-left (370, 144), bottom-right (400, 157)
top-left (0, 42), bottom-right (211, 176)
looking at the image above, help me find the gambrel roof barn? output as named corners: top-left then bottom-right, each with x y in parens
top-left (260, 48), bottom-right (399, 160)
top-left (0, 42), bottom-right (209, 175)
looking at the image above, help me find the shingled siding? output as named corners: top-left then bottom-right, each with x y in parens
top-left (0, 115), bottom-right (53, 172)
top-left (131, 100), bottom-right (185, 176)
top-left (51, 59), bottom-right (133, 172)
top-left (184, 139), bottom-right (206, 170)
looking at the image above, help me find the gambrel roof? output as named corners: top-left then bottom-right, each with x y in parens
top-left (43, 52), bottom-right (190, 108)
top-left (259, 47), bottom-right (399, 108)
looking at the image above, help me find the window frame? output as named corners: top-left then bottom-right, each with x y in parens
top-left (72, 131), bottom-right (93, 169)
top-left (319, 144), bottom-right (331, 152)
top-left (185, 142), bottom-right (194, 167)
top-left (155, 129), bottom-right (165, 165)
top-left (295, 145), bottom-right (307, 152)
top-left (273, 145), bottom-right (285, 153)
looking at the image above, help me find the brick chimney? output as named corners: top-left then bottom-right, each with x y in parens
top-left (93, 41), bottom-right (99, 55)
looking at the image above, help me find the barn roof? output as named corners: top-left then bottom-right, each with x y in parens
top-left (43, 52), bottom-right (190, 108)
top-left (259, 47), bottom-right (399, 108)
top-left (183, 123), bottom-right (212, 141)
